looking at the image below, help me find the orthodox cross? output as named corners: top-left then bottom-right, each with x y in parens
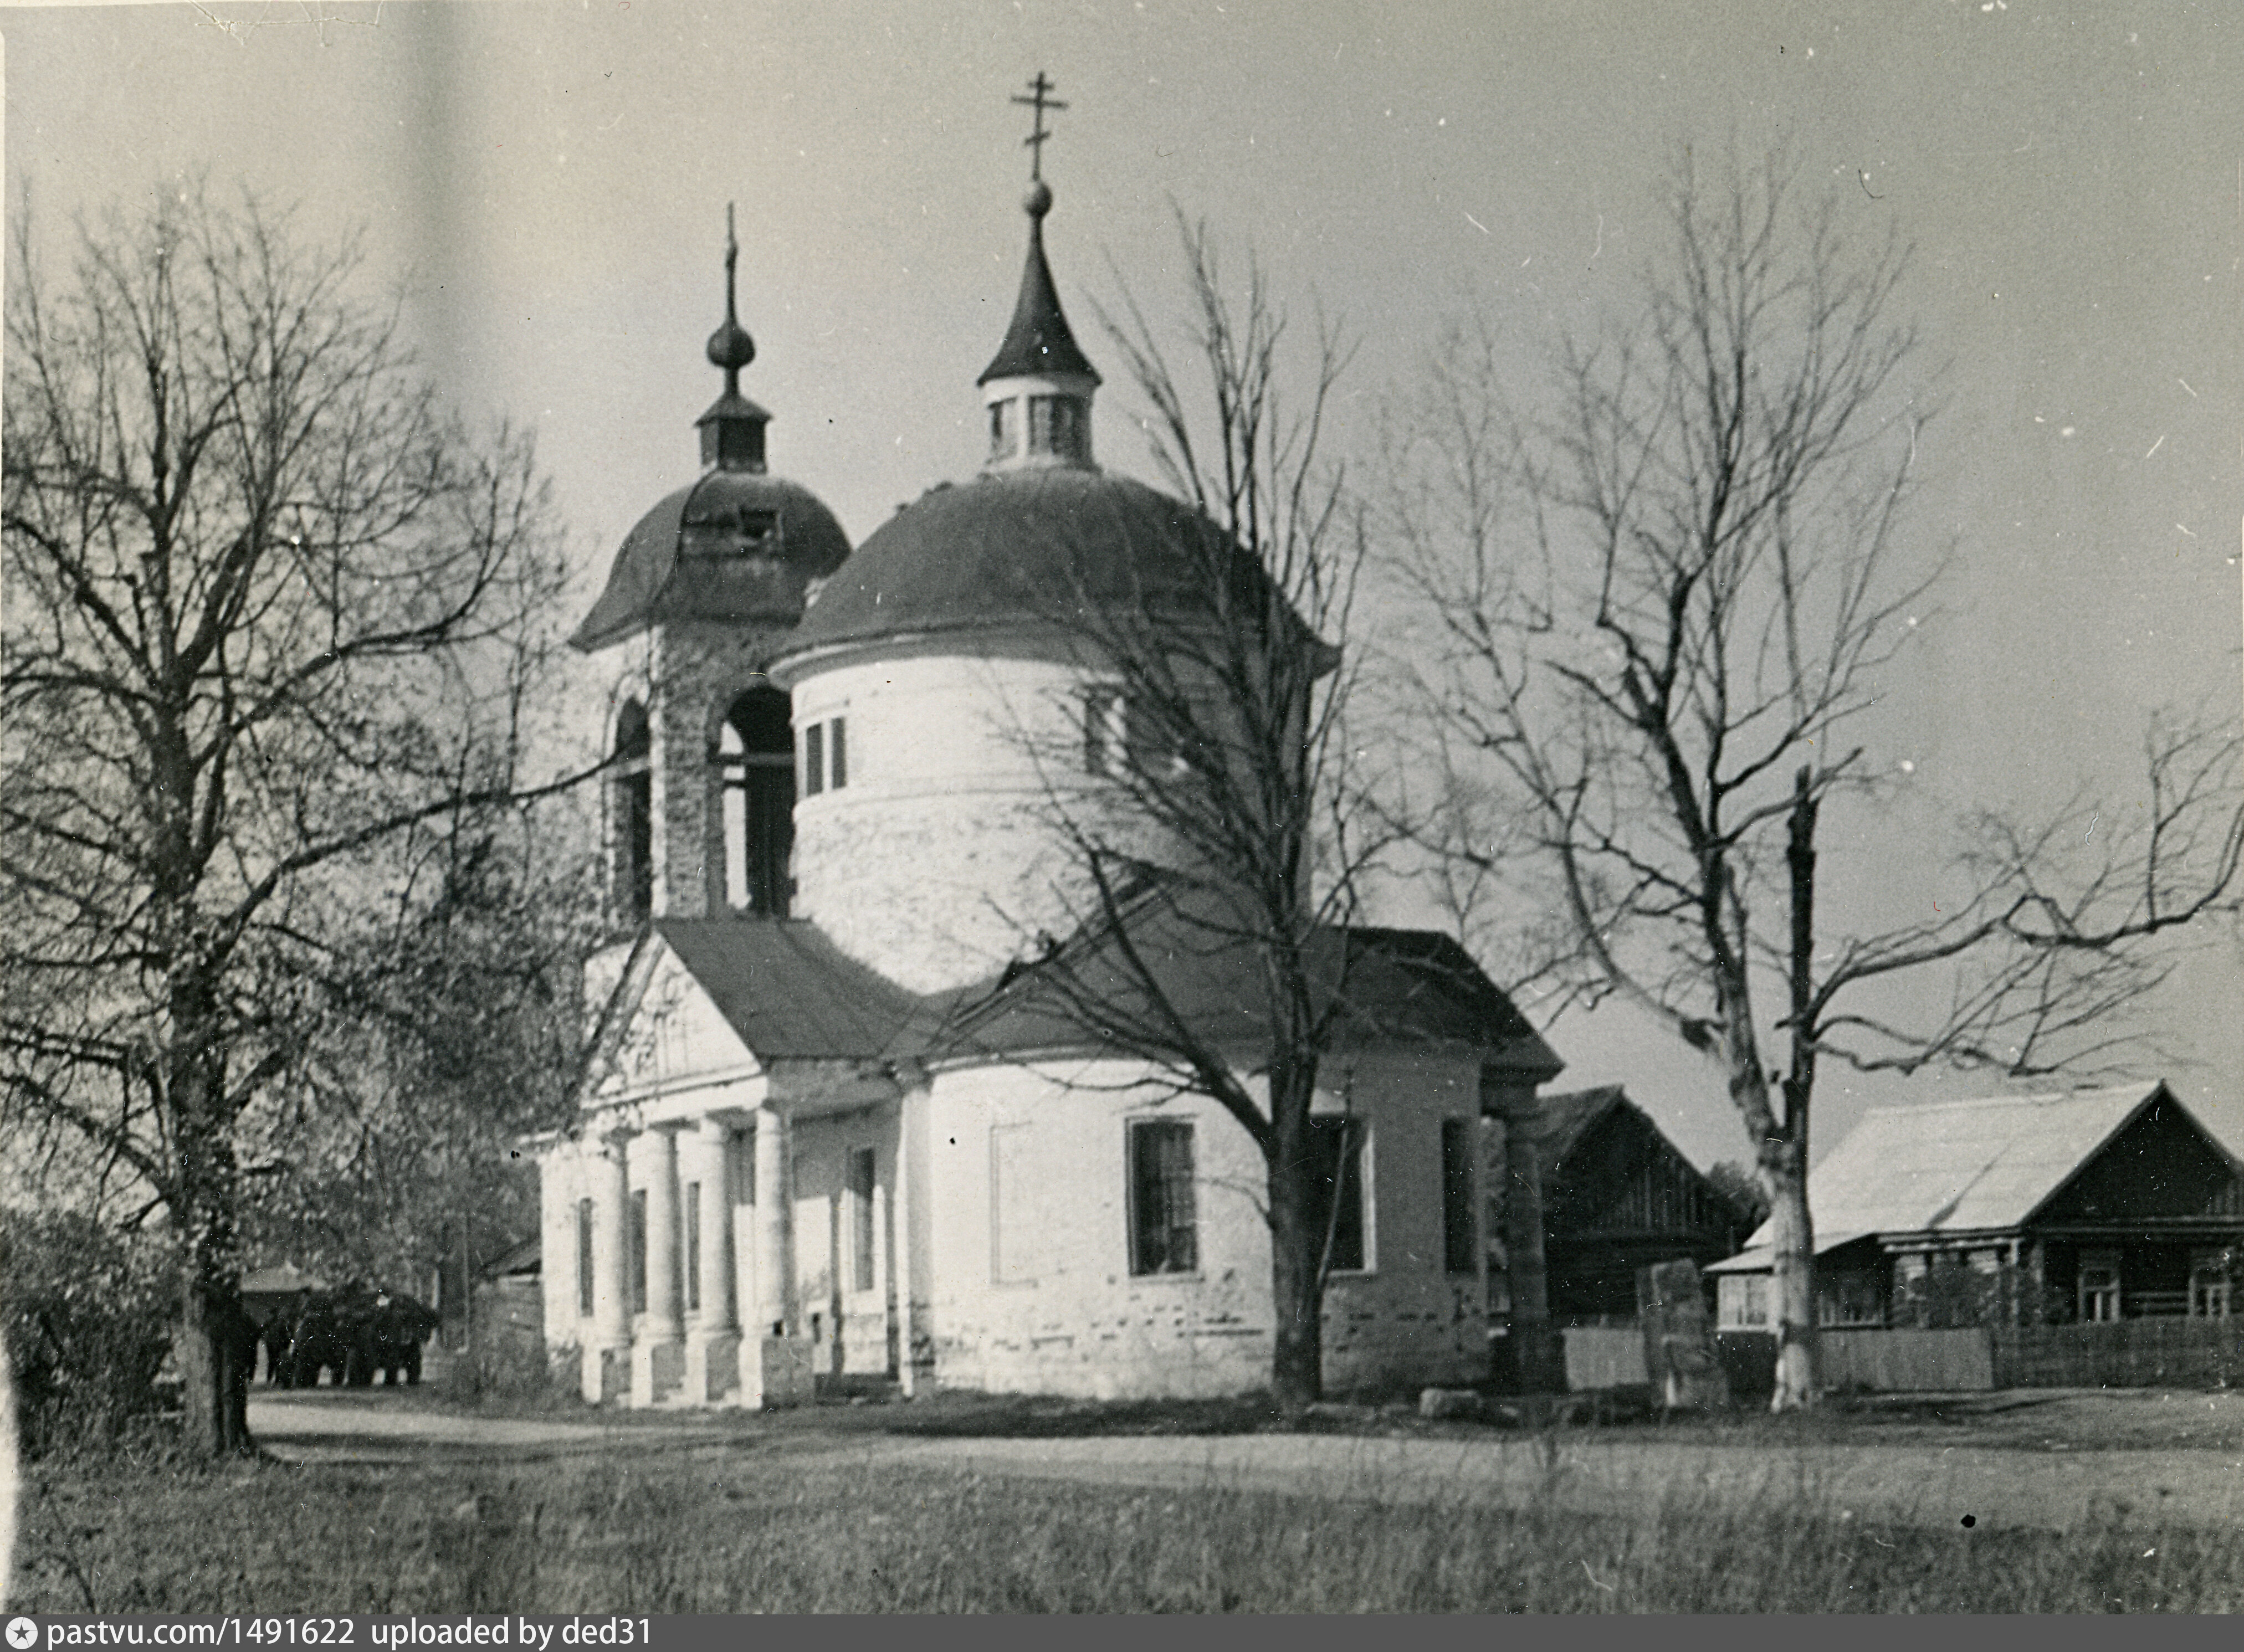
top-left (1011, 71), bottom-right (1067, 182)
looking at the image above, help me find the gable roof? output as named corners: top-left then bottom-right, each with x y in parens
top-left (938, 894), bottom-right (1560, 1079)
top-left (1727, 1081), bottom-right (2219, 1258)
top-left (653, 919), bottom-right (929, 1063)
top-left (1533, 1085), bottom-right (1632, 1167)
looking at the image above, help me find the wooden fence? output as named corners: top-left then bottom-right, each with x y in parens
top-left (1992, 1318), bottom-right (2244, 1389)
top-left (1575, 1319), bottom-right (2244, 1393)
top-left (1561, 1326), bottom-right (1648, 1392)
top-left (1820, 1328), bottom-right (1992, 1392)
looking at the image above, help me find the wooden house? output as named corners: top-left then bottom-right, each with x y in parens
top-left (1709, 1081), bottom-right (2244, 1330)
top-left (1491, 1086), bottom-right (1748, 1327)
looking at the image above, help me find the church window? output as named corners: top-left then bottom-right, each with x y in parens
top-left (849, 1147), bottom-right (878, 1293)
top-left (719, 686), bottom-right (795, 916)
top-left (1083, 685), bottom-right (1126, 774)
top-left (612, 701), bottom-right (653, 924)
top-left (630, 1189), bottom-right (648, 1316)
top-left (1307, 1117), bottom-right (1369, 1274)
top-left (990, 1124), bottom-right (1037, 1285)
top-left (1442, 1120), bottom-right (1477, 1275)
top-left (685, 1183), bottom-right (701, 1314)
top-left (1029, 394), bottom-right (1086, 461)
top-left (988, 397), bottom-right (1019, 462)
top-left (804, 724), bottom-right (824, 797)
top-left (1128, 1119), bottom-right (1198, 1275)
top-left (577, 1198), bottom-right (596, 1318)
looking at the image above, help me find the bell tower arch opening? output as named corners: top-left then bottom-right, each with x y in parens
top-left (612, 700), bottom-right (653, 924)
top-left (719, 685), bottom-right (795, 916)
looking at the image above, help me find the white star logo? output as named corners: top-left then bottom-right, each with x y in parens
top-left (7, 1617), bottom-right (38, 1650)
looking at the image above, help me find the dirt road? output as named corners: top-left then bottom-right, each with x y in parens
top-left (247, 1389), bottom-right (2244, 1531)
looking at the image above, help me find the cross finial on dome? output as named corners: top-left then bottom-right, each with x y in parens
top-left (697, 202), bottom-right (770, 472)
top-left (1012, 71), bottom-right (1066, 214)
top-left (706, 202), bottom-right (756, 379)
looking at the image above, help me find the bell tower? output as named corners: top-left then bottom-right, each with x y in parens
top-left (573, 208), bottom-right (852, 928)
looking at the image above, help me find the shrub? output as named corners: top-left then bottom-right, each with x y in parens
top-left (1, 1211), bottom-right (179, 1457)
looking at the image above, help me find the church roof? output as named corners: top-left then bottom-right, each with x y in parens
top-left (773, 467), bottom-right (1314, 666)
top-left (655, 919), bottom-right (927, 1062)
top-left (571, 469), bottom-right (852, 653)
top-left (978, 213), bottom-right (1098, 385)
top-left (935, 894), bottom-right (1561, 1079)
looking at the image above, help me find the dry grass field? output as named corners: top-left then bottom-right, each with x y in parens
top-left (12, 1385), bottom-right (2244, 1613)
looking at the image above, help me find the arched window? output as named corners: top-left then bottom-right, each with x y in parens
top-left (719, 686), bottom-right (794, 916)
top-left (612, 700), bottom-right (652, 923)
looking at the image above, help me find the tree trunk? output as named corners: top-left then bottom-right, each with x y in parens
top-left (1266, 1115), bottom-right (1323, 1415)
top-left (1763, 1141), bottom-right (1816, 1411)
top-left (179, 1266), bottom-right (256, 1456)
top-left (1499, 1094), bottom-right (1562, 1392)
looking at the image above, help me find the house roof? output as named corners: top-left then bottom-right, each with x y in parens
top-left (654, 919), bottom-right (930, 1063)
top-left (1723, 1081), bottom-right (2211, 1261)
top-left (1533, 1085), bottom-right (1632, 1166)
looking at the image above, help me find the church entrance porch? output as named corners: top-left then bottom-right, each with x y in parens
top-left (539, 1087), bottom-right (909, 1410)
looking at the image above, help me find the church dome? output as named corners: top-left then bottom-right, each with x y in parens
top-left (571, 207), bottom-right (852, 654)
top-left (773, 465), bottom-right (1248, 666)
top-left (571, 469), bottom-right (852, 652)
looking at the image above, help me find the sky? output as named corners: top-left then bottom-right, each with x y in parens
top-left (3, 0), bottom-right (2238, 1171)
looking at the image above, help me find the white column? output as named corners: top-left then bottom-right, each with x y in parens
top-left (534, 1139), bottom-right (573, 1381)
top-left (892, 1091), bottom-right (920, 1397)
top-left (585, 1128), bottom-right (632, 1402)
top-left (754, 1106), bottom-right (795, 1337)
top-left (684, 1117), bottom-right (739, 1403)
top-left (729, 1125), bottom-right (759, 1402)
top-left (630, 1124), bottom-right (686, 1405)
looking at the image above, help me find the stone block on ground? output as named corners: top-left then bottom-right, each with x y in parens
top-left (1418, 1386), bottom-right (1485, 1420)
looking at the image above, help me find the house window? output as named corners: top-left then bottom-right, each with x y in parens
top-left (2191, 1252), bottom-right (2232, 1318)
top-left (1742, 1274), bottom-right (1769, 1327)
top-left (828, 717), bottom-right (847, 789)
top-left (1442, 1119), bottom-right (1477, 1274)
top-left (630, 1189), bottom-right (648, 1316)
top-left (1128, 1120), bottom-right (1198, 1275)
top-left (577, 1198), bottom-right (596, 1318)
top-left (685, 1183), bottom-right (701, 1314)
top-left (849, 1147), bottom-right (878, 1294)
top-left (1820, 1271), bottom-right (1884, 1328)
top-left (805, 723), bottom-right (824, 797)
top-left (1307, 1117), bottom-right (1369, 1274)
top-left (2079, 1255), bottom-right (2120, 1323)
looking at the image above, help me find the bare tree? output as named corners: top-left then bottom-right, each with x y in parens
top-left (0, 187), bottom-right (585, 1453)
top-left (978, 218), bottom-right (1391, 1411)
top-left (1386, 148), bottom-right (2243, 1409)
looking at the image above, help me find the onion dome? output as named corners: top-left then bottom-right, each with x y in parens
top-left (570, 208), bottom-right (851, 654)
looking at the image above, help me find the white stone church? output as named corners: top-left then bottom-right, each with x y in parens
top-left (526, 153), bottom-right (1562, 1408)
